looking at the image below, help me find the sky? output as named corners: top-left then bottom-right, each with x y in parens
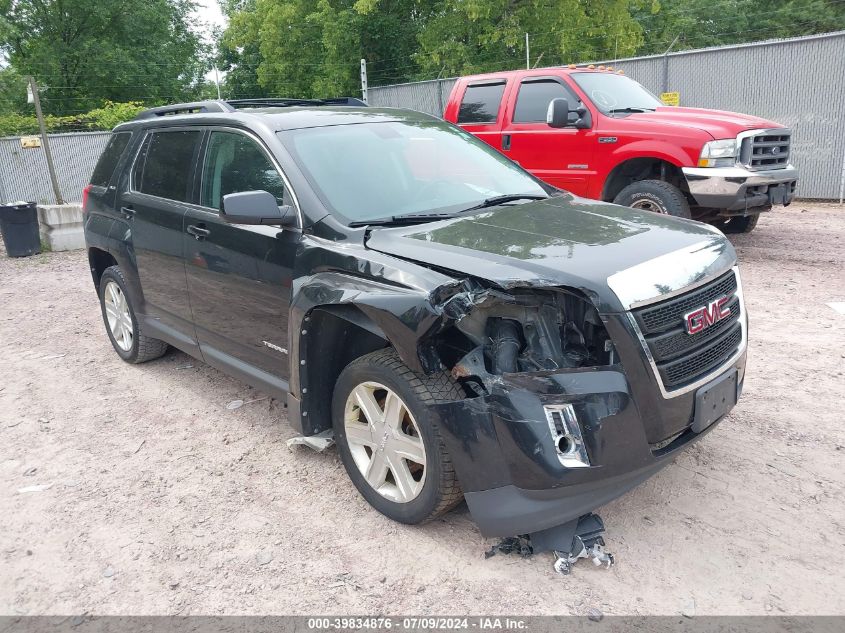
top-left (192, 0), bottom-right (230, 82)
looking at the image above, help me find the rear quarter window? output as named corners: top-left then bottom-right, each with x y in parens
top-left (457, 82), bottom-right (506, 124)
top-left (90, 132), bottom-right (132, 187)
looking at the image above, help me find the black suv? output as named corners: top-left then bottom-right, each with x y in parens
top-left (83, 98), bottom-right (747, 540)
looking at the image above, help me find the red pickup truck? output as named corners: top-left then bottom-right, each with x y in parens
top-left (444, 67), bottom-right (798, 233)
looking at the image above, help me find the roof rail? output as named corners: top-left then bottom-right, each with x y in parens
top-left (133, 96), bottom-right (367, 120)
top-left (133, 100), bottom-right (234, 120)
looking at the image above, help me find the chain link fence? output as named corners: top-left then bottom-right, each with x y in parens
top-left (368, 31), bottom-right (845, 200)
top-left (0, 131), bottom-right (111, 205)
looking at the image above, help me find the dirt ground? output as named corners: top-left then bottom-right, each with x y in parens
top-left (1, 203), bottom-right (843, 616)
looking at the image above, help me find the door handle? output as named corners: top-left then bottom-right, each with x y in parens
top-left (502, 134), bottom-right (511, 151)
top-left (186, 223), bottom-right (211, 240)
top-left (120, 206), bottom-right (135, 219)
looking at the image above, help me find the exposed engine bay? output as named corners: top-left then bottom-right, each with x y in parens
top-left (436, 287), bottom-right (617, 389)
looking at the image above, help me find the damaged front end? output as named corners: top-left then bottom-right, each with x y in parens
top-left (410, 275), bottom-right (727, 550)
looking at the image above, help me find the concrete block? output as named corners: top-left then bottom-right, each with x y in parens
top-left (38, 204), bottom-right (85, 251)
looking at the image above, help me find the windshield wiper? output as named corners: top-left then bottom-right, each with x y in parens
top-left (458, 194), bottom-right (548, 213)
top-left (607, 107), bottom-right (655, 114)
top-left (347, 194), bottom-right (548, 228)
top-left (348, 212), bottom-right (458, 228)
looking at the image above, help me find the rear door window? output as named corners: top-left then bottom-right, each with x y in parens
top-left (200, 131), bottom-right (287, 210)
top-left (513, 79), bottom-right (579, 123)
top-left (90, 132), bottom-right (132, 186)
top-left (457, 82), bottom-right (506, 124)
top-left (134, 130), bottom-right (202, 202)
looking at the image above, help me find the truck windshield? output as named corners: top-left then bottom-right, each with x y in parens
top-left (571, 72), bottom-right (662, 115)
top-left (280, 119), bottom-right (547, 224)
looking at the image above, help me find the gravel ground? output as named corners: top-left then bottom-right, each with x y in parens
top-left (1, 203), bottom-right (843, 616)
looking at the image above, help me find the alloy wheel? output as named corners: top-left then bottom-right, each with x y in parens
top-left (103, 280), bottom-right (134, 352)
top-left (344, 382), bottom-right (427, 503)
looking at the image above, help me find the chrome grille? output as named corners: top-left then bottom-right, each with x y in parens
top-left (632, 270), bottom-right (743, 390)
top-left (739, 129), bottom-right (791, 170)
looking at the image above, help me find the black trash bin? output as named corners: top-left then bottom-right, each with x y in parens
top-left (0, 202), bottom-right (41, 258)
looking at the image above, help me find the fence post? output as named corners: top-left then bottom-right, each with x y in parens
top-left (360, 59), bottom-right (369, 105)
top-left (661, 34), bottom-right (681, 94)
top-left (28, 76), bottom-right (65, 206)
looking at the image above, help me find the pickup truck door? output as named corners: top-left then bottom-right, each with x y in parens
top-left (183, 128), bottom-right (298, 395)
top-left (501, 77), bottom-right (596, 196)
top-left (454, 79), bottom-right (510, 153)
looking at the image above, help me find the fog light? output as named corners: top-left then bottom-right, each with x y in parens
top-left (543, 404), bottom-right (590, 468)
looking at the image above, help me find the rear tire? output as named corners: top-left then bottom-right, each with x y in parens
top-left (98, 266), bottom-right (168, 364)
top-left (332, 348), bottom-right (463, 524)
top-left (613, 179), bottom-right (692, 219)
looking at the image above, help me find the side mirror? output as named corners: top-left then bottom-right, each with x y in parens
top-left (547, 98), bottom-right (591, 129)
top-left (546, 98), bottom-right (570, 128)
top-left (221, 190), bottom-right (296, 227)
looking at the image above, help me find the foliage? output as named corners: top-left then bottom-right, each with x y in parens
top-left (0, 0), bottom-right (208, 115)
top-left (0, 101), bottom-right (145, 137)
top-left (633, 0), bottom-right (845, 55)
top-left (220, 0), bottom-right (845, 96)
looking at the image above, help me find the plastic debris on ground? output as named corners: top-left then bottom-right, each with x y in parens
top-left (286, 429), bottom-right (335, 452)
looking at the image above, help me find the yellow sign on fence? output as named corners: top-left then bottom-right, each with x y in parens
top-left (20, 136), bottom-right (42, 149)
top-left (660, 92), bottom-right (680, 107)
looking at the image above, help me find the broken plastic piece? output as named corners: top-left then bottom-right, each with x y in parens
top-left (484, 513), bottom-right (614, 575)
top-left (286, 429), bottom-right (335, 452)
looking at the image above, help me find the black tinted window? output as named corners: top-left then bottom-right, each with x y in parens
top-left (90, 132), bottom-right (131, 187)
top-left (457, 82), bottom-right (506, 124)
top-left (201, 132), bottom-right (286, 210)
top-left (136, 130), bottom-right (201, 202)
top-left (513, 80), bottom-right (578, 123)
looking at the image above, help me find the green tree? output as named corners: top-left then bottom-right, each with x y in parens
top-left (414, 0), bottom-right (645, 76)
top-left (223, 0), bottom-right (433, 97)
top-left (1, 0), bottom-right (208, 115)
top-left (632, 0), bottom-right (845, 56)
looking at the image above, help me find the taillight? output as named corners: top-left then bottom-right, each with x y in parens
top-left (82, 184), bottom-right (92, 213)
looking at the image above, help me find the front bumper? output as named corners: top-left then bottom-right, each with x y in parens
top-left (433, 346), bottom-right (745, 537)
top-left (682, 165), bottom-right (798, 213)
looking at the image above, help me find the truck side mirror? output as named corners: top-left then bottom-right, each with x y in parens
top-left (221, 190), bottom-right (297, 227)
top-left (547, 98), bottom-right (591, 129)
top-left (547, 98), bottom-right (570, 128)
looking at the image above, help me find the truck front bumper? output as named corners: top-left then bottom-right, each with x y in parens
top-left (682, 165), bottom-right (798, 213)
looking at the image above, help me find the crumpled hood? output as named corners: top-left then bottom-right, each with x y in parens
top-left (365, 195), bottom-right (735, 313)
top-left (625, 106), bottom-right (783, 139)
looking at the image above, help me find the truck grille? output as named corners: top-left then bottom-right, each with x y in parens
top-left (738, 129), bottom-right (791, 170)
top-left (632, 270), bottom-right (743, 390)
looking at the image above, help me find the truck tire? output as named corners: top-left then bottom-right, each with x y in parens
top-left (722, 214), bottom-right (759, 234)
top-left (332, 348), bottom-right (464, 525)
top-left (613, 180), bottom-right (691, 219)
top-left (98, 265), bottom-right (169, 364)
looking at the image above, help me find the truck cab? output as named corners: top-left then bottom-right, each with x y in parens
top-left (444, 67), bottom-right (798, 233)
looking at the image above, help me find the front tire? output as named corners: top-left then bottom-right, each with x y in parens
top-left (721, 214), bottom-right (759, 234)
top-left (613, 179), bottom-right (692, 219)
top-left (332, 349), bottom-right (463, 524)
top-left (98, 266), bottom-right (168, 364)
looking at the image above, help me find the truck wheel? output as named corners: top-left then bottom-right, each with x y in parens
top-left (613, 180), bottom-right (691, 219)
top-left (722, 214), bottom-right (759, 234)
top-left (332, 348), bottom-right (464, 524)
top-left (98, 265), bottom-right (168, 364)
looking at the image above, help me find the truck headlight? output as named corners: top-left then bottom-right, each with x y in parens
top-left (698, 139), bottom-right (737, 168)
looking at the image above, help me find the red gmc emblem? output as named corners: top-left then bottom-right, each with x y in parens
top-left (684, 297), bottom-right (731, 335)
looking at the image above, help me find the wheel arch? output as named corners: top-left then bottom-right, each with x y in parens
top-left (297, 305), bottom-right (392, 436)
top-left (88, 246), bottom-right (117, 290)
top-left (601, 156), bottom-right (687, 203)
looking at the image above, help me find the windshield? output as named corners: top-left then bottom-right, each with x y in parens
top-left (571, 72), bottom-right (662, 114)
top-left (280, 120), bottom-right (547, 224)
